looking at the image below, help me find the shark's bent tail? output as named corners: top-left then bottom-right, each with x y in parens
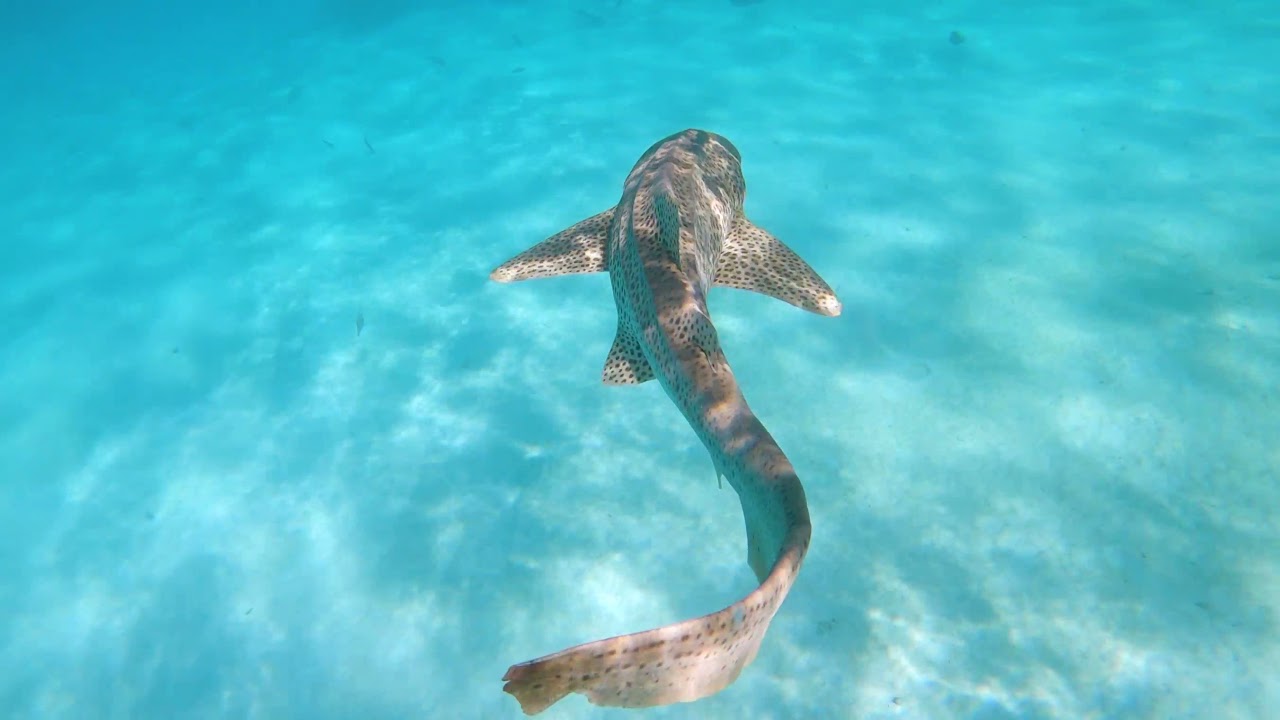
top-left (503, 355), bottom-right (811, 714)
top-left (502, 519), bottom-right (808, 715)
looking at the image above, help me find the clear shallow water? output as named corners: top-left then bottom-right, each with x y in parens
top-left (1, 1), bottom-right (1277, 718)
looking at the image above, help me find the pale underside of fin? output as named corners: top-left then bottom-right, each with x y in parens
top-left (602, 324), bottom-right (655, 385)
top-left (490, 209), bottom-right (614, 282)
top-left (715, 217), bottom-right (843, 316)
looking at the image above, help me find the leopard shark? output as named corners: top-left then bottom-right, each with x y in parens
top-left (489, 128), bottom-right (841, 714)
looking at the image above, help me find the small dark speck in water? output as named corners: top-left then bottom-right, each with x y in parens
top-left (363, 135), bottom-right (375, 154)
top-left (245, 608), bottom-right (253, 615)
top-left (171, 347), bottom-right (179, 354)
top-left (949, 30), bottom-right (966, 45)
top-left (512, 66), bottom-right (526, 74)
top-left (1267, 274), bottom-right (1280, 280)
top-left (908, 361), bottom-right (932, 380)
top-left (356, 312), bottom-right (365, 336)
top-left (145, 511), bottom-right (155, 520)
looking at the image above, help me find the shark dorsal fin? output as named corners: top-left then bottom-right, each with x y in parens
top-left (715, 217), bottom-right (843, 316)
top-left (653, 192), bottom-right (683, 263)
top-left (602, 324), bottom-right (655, 385)
top-left (490, 209), bottom-right (614, 282)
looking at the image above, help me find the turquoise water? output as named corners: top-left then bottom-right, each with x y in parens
top-left (2, 1), bottom-right (1277, 718)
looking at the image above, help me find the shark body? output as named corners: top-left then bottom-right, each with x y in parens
top-left (490, 129), bottom-right (841, 714)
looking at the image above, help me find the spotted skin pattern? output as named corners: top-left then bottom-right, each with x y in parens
top-left (490, 129), bottom-right (841, 714)
top-left (489, 208), bottom-right (615, 282)
top-left (602, 327), bottom-right (654, 385)
top-left (718, 218), bottom-right (844, 316)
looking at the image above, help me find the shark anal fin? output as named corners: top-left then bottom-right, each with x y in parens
top-left (602, 324), bottom-right (655, 385)
top-left (715, 217), bottom-right (843, 316)
top-left (490, 209), bottom-right (614, 282)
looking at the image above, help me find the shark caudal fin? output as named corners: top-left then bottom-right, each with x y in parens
top-left (490, 209), bottom-right (615, 282)
top-left (501, 534), bottom-right (807, 715)
top-left (715, 217), bottom-right (842, 316)
top-left (504, 433), bottom-right (812, 715)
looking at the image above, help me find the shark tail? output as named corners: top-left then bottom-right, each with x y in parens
top-left (502, 517), bottom-right (809, 714)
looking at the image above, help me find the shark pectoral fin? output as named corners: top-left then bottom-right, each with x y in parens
top-left (490, 209), bottom-right (615, 282)
top-left (602, 325), bottom-right (655, 385)
top-left (715, 217), bottom-right (843, 317)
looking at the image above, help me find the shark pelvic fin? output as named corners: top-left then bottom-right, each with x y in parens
top-left (602, 324), bottom-right (655, 385)
top-left (490, 209), bottom-right (614, 282)
top-left (715, 217), bottom-right (843, 316)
